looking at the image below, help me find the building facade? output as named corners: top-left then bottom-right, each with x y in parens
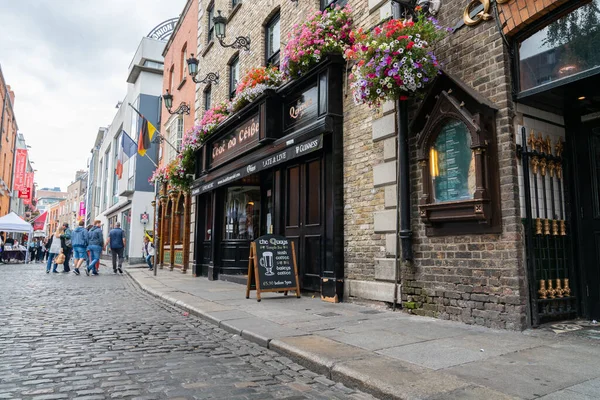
top-left (92, 36), bottom-right (165, 263)
top-left (156, 0), bottom-right (199, 273)
top-left (0, 65), bottom-right (18, 218)
top-left (85, 128), bottom-right (108, 226)
top-left (149, 0), bottom-right (600, 330)
top-left (65, 171), bottom-right (87, 229)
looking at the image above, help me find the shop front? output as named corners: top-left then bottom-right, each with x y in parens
top-left (511, 0), bottom-right (600, 325)
top-left (191, 56), bottom-right (345, 301)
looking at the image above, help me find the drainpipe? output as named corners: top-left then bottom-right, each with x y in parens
top-left (393, 99), bottom-right (413, 311)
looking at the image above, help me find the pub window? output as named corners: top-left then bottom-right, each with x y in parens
top-left (229, 56), bottom-right (240, 100)
top-left (320, 0), bottom-right (347, 10)
top-left (265, 13), bottom-right (280, 66)
top-left (516, 0), bottom-right (600, 93)
top-left (415, 85), bottom-right (500, 235)
top-left (204, 85), bottom-right (212, 111)
top-left (207, 4), bottom-right (215, 43)
top-left (223, 186), bottom-right (260, 240)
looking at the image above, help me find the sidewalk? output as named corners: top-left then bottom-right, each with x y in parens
top-left (126, 265), bottom-right (600, 400)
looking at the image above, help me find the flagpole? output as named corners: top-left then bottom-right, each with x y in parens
top-left (127, 102), bottom-right (180, 154)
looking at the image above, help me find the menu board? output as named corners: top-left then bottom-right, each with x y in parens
top-left (432, 120), bottom-right (475, 203)
top-left (246, 235), bottom-right (300, 301)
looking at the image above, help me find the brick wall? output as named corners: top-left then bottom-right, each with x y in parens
top-left (160, 0), bottom-right (199, 168)
top-left (342, 1), bottom-right (528, 329)
top-left (499, 0), bottom-right (570, 36)
top-left (194, 0), bottom-right (322, 114)
top-left (401, 3), bottom-right (527, 330)
top-left (0, 72), bottom-right (17, 218)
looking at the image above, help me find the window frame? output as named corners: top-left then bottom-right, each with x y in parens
top-left (204, 85), bottom-right (212, 111)
top-left (207, 4), bottom-right (215, 43)
top-left (229, 56), bottom-right (240, 100)
top-left (265, 13), bottom-right (281, 66)
top-left (320, 0), bottom-right (347, 10)
top-left (180, 43), bottom-right (187, 83)
top-left (415, 87), bottom-right (501, 236)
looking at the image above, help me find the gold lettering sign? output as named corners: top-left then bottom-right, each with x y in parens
top-left (463, 0), bottom-right (491, 27)
top-left (289, 97), bottom-right (314, 119)
top-left (210, 114), bottom-right (260, 168)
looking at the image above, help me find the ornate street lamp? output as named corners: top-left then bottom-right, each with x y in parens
top-left (186, 54), bottom-right (219, 85)
top-left (162, 89), bottom-right (190, 115)
top-left (213, 10), bottom-right (251, 51)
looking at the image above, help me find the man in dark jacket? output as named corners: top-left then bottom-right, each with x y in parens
top-left (87, 220), bottom-right (104, 276)
top-left (106, 222), bottom-right (126, 274)
top-left (71, 220), bottom-right (89, 275)
top-left (61, 223), bottom-right (72, 272)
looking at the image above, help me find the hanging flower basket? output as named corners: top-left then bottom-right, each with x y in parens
top-left (347, 14), bottom-right (447, 108)
top-left (181, 102), bottom-right (230, 154)
top-left (281, 5), bottom-right (354, 79)
top-left (167, 155), bottom-right (194, 191)
top-left (228, 67), bottom-right (284, 113)
top-left (149, 165), bottom-right (170, 185)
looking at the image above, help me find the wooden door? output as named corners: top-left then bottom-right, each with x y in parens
top-left (575, 120), bottom-right (600, 320)
top-left (284, 158), bottom-right (323, 291)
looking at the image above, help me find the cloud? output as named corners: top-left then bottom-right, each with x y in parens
top-left (0, 0), bottom-right (186, 191)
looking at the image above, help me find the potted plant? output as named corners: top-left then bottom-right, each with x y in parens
top-left (228, 66), bottom-right (284, 113)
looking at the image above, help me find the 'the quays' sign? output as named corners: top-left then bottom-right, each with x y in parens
top-left (147, 18), bottom-right (179, 41)
top-left (209, 114), bottom-right (260, 168)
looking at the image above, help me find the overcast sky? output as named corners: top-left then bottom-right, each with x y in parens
top-left (0, 0), bottom-right (186, 191)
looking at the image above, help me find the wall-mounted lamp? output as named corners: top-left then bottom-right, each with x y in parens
top-left (186, 54), bottom-right (220, 85)
top-left (213, 11), bottom-right (251, 51)
top-left (162, 89), bottom-right (190, 115)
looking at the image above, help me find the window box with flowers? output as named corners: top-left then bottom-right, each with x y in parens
top-left (280, 5), bottom-right (354, 79)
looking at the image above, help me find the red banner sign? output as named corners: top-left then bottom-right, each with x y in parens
top-left (13, 149), bottom-right (27, 191)
top-left (33, 211), bottom-right (47, 231)
top-left (21, 172), bottom-right (34, 203)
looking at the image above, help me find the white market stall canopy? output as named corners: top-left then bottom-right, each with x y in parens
top-left (0, 212), bottom-right (34, 234)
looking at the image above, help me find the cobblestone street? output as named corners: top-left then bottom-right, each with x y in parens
top-left (0, 264), bottom-right (375, 400)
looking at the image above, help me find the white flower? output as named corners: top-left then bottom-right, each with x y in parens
top-left (376, 88), bottom-right (382, 94)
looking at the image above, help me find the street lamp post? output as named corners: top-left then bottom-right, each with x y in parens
top-left (162, 90), bottom-right (190, 115)
top-left (212, 11), bottom-right (251, 51)
top-left (186, 54), bottom-right (219, 85)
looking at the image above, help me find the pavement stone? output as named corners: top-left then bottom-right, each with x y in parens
top-left (0, 263), bottom-right (374, 400)
top-left (125, 264), bottom-right (600, 400)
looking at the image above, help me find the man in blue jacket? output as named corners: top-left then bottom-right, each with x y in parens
top-left (87, 220), bottom-right (104, 276)
top-left (106, 222), bottom-right (126, 274)
top-left (71, 220), bottom-right (89, 275)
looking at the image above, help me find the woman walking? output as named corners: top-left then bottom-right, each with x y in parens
top-left (46, 227), bottom-right (65, 273)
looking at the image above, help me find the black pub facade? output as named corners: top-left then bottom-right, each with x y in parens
top-left (191, 56), bottom-right (345, 302)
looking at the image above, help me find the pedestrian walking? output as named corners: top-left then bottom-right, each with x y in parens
top-left (142, 236), bottom-right (155, 271)
top-left (36, 239), bottom-right (44, 262)
top-left (61, 223), bottom-right (72, 272)
top-left (46, 227), bottom-right (65, 273)
top-left (71, 220), bottom-right (89, 275)
top-left (28, 239), bottom-right (36, 263)
top-left (87, 220), bottom-right (104, 276)
top-left (106, 222), bottom-right (126, 274)
top-left (0, 232), bottom-right (4, 264)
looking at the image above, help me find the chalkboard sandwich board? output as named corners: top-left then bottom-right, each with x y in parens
top-left (246, 235), bottom-right (301, 302)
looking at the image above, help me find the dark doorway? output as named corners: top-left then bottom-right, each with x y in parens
top-left (284, 157), bottom-right (324, 292)
top-left (573, 118), bottom-right (600, 320)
